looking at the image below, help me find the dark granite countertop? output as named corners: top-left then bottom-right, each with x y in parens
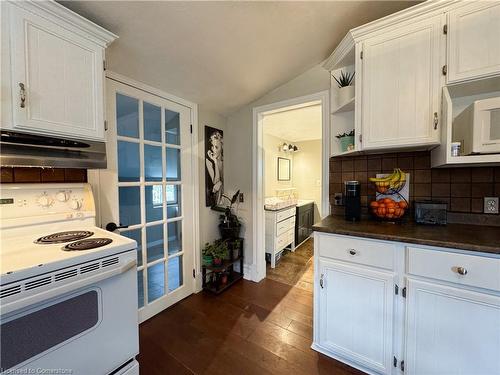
top-left (313, 216), bottom-right (500, 255)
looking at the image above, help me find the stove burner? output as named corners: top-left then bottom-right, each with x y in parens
top-left (35, 231), bottom-right (94, 244)
top-left (62, 238), bottom-right (113, 251)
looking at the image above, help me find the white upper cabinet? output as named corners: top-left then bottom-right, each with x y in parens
top-left (447, 1), bottom-right (500, 84)
top-left (360, 15), bottom-right (445, 150)
top-left (1, 1), bottom-right (117, 141)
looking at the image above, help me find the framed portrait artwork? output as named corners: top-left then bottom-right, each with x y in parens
top-left (205, 126), bottom-right (224, 207)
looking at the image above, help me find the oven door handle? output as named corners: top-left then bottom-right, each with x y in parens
top-left (1, 259), bottom-right (137, 316)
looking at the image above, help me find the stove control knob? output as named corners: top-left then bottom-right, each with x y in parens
top-left (38, 195), bottom-right (54, 207)
top-left (69, 199), bottom-right (82, 210)
top-left (56, 191), bottom-right (70, 202)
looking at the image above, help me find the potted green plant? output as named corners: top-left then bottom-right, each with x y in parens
top-left (333, 70), bottom-right (355, 106)
top-left (216, 190), bottom-right (242, 239)
top-left (336, 129), bottom-right (355, 152)
top-left (210, 239), bottom-right (229, 266)
top-left (229, 238), bottom-right (242, 260)
top-left (201, 242), bottom-right (215, 266)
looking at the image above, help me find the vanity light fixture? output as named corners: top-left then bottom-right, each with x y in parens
top-left (280, 142), bottom-right (299, 153)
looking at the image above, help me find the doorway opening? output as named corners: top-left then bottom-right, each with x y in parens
top-left (252, 91), bottom-right (330, 283)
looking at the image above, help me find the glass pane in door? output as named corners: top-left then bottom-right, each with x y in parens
top-left (122, 229), bottom-right (143, 267)
top-left (137, 270), bottom-right (144, 308)
top-left (144, 145), bottom-right (163, 181)
top-left (167, 221), bottom-right (182, 255)
top-left (166, 148), bottom-right (181, 181)
top-left (165, 109), bottom-right (180, 145)
top-left (144, 102), bottom-right (161, 142)
top-left (118, 141), bottom-right (140, 182)
top-left (166, 185), bottom-right (181, 218)
top-left (119, 187), bottom-right (141, 226)
top-left (116, 94), bottom-right (139, 138)
top-left (146, 225), bottom-right (164, 263)
top-left (168, 256), bottom-right (183, 292)
top-left (145, 185), bottom-right (163, 222)
top-left (147, 262), bottom-right (165, 302)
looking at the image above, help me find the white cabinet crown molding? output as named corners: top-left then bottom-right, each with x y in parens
top-left (8, 0), bottom-right (117, 47)
top-left (324, 0), bottom-right (464, 71)
top-left (323, 32), bottom-right (355, 71)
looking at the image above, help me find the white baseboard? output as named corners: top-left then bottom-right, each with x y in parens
top-left (243, 263), bottom-right (254, 281)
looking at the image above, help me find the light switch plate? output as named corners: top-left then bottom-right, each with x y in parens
top-left (484, 197), bottom-right (499, 214)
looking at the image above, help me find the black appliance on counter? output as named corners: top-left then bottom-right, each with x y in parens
top-left (414, 200), bottom-right (447, 225)
top-left (344, 181), bottom-right (361, 221)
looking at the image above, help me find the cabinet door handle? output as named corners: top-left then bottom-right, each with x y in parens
top-left (320, 274), bottom-right (324, 288)
top-left (19, 83), bottom-right (26, 108)
top-left (456, 266), bottom-right (468, 276)
top-left (433, 112), bottom-right (438, 130)
top-left (348, 249), bottom-right (357, 256)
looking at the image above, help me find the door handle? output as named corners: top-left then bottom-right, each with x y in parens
top-left (320, 273), bottom-right (324, 289)
top-left (433, 112), bottom-right (438, 130)
top-left (105, 222), bottom-right (129, 232)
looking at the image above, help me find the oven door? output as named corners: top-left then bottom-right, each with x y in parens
top-left (0, 251), bottom-right (138, 375)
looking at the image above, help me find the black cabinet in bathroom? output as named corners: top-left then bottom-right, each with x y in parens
top-left (295, 202), bottom-right (314, 246)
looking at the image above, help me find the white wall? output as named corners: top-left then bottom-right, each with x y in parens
top-left (225, 63), bottom-right (330, 270)
top-left (263, 133), bottom-right (294, 197)
top-left (293, 139), bottom-right (322, 223)
top-left (198, 106), bottom-right (228, 247)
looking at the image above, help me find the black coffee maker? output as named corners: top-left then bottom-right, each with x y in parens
top-left (344, 181), bottom-right (361, 221)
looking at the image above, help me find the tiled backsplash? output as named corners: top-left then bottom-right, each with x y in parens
top-left (329, 151), bottom-right (500, 215)
top-left (0, 167), bottom-right (87, 183)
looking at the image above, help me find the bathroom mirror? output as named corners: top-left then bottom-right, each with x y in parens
top-left (277, 157), bottom-right (291, 181)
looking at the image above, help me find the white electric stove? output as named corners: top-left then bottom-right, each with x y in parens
top-left (0, 183), bottom-right (139, 375)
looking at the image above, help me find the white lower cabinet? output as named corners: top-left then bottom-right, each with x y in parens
top-left (313, 232), bottom-right (500, 375)
top-left (405, 278), bottom-right (500, 375)
top-left (316, 258), bottom-right (395, 374)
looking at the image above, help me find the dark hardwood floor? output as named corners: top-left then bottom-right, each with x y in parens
top-left (138, 241), bottom-right (365, 375)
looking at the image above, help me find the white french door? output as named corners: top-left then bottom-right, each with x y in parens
top-left (98, 78), bottom-right (195, 323)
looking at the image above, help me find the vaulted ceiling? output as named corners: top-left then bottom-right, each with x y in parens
top-left (60, 1), bottom-right (419, 116)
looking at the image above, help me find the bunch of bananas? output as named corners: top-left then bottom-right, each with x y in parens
top-left (369, 168), bottom-right (407, 193)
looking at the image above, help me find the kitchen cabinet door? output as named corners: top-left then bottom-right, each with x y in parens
top-left (9, 4), bottom-right (105, 141)
top-left (361, 15), bottom-right (444, 150)
top-left (447, 2), bottom-right (500, 83)
top-left (405, 278), bottom-right (500, 375)
top-left (316, 259), bottom-right (395, 374)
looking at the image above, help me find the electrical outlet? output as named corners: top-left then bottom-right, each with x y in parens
top-left (334, 192), bottom-right (343, 206)
top-left (484, 197), bottom-right (499, 214)
top-left (239, 192), bottom-right (244, 203)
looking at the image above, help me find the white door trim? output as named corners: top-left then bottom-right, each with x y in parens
top-left (251, 90), bottom-right (330, 282)
top-left (89, 71), bottom-right (201, 295)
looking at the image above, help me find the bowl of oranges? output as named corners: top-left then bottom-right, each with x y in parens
top-left (370, 197), bottom-right (408, 221)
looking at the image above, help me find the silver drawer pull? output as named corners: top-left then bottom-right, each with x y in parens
top-left (320, 273), bottom-right (324, 288)
top-left (348, 249), bottom-right (357, 256)
top-left (456, 266), bottom-right (468, 276)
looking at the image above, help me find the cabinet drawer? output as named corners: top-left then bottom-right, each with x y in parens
top-left (407, 247), bottom-right (500, 292)
top-left (276, 207), bottom-right (296, 222)
top-left (276, 216), bottom-right (295, 237)
top-left (317, 234), bottom-right (395, 270)
top-left (276, 228), bottom-right (294, 249)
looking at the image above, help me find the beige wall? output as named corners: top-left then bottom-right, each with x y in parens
top-left (225, 63), bottom-right (330, 268)
top-left (198, 106), bottom-right (228, 248)
top-left (263, 133), bottom-right (294, 197)
top-left (293, 139), bottom-right (322, 223)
